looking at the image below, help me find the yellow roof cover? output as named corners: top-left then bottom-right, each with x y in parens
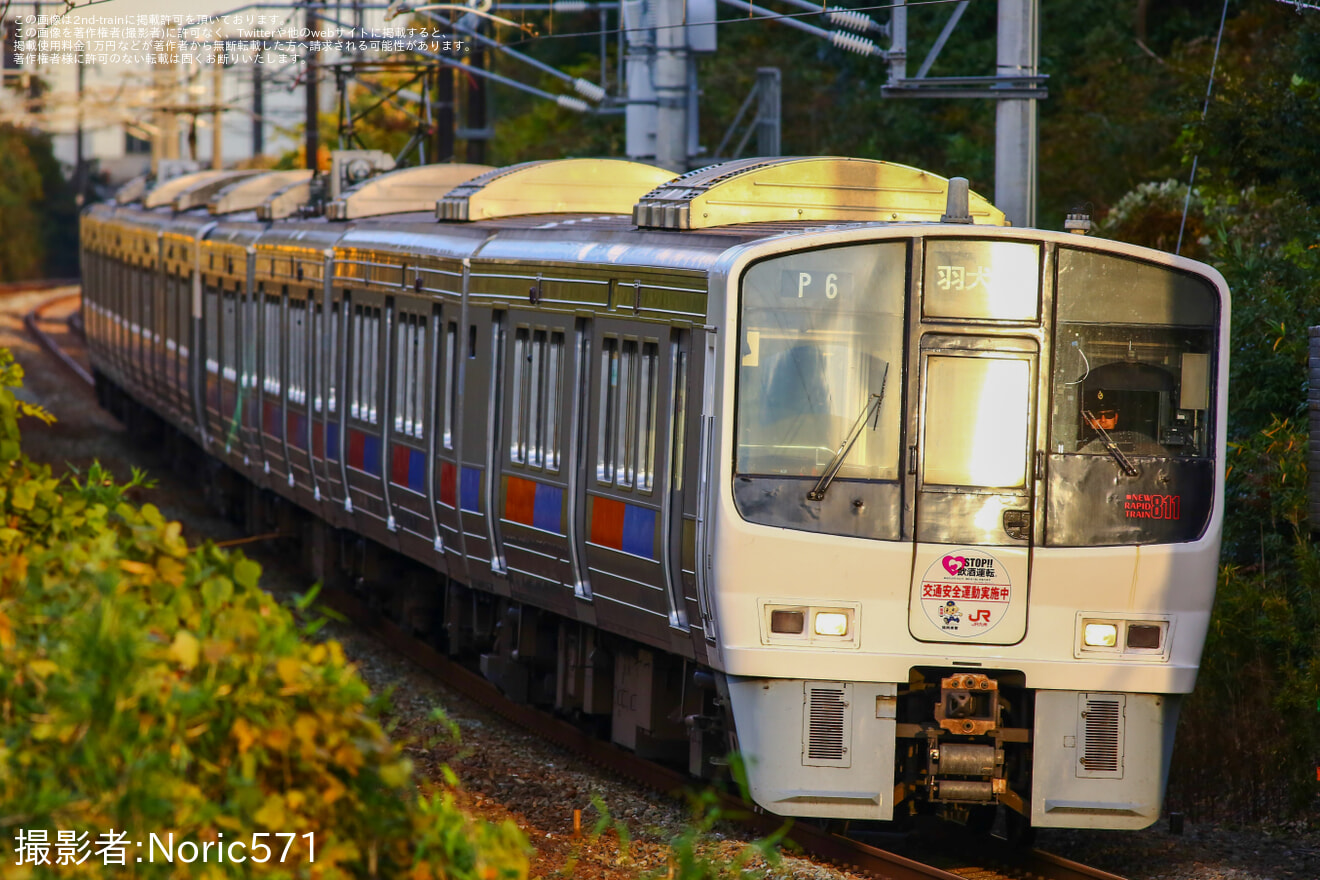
top-left (173, 170), bottom-right (265, 211)
top-left (256, 180), bottom-right (314, 221)
top-left (326, 163), bottom-right (492, 220)
top-left (632, 157), bottom-right (1007, 229)
top-left (209, 170), bottom-right (314, 215)
top-left (437, 158), bottom-right (679, 221)
top-left (143, 170), bottom-right (233, 209)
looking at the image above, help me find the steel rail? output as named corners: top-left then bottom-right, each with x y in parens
top-left (23, 290), bottom-right (95, 387)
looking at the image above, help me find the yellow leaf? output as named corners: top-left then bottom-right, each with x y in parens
top-left (232, 717), bottom-right (257, 754)
top-left (203, 640), bottom-right (231, 663)
top-left (156, 557), bottom-right (185, 587)
top-left (170, 631), bottom-right (200, 670)
top-left (253, 795), bottom-right (286, 829)
top-left (294, 713), bottom-right (319, 745)
top-left (26, 659), bottom-right (58, 678)
top-left (379, 758), bottom-right (411, 788)
top-left (265, 727), bottom-right (291, 751)
top-left (119, 560), bottom-right (153, 575)
top-left (277, 657), bottom-right (301, 686)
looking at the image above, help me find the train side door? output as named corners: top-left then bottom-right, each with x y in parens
top-left (906, 239), bottom-right (1046, 646)
top-left (581, 317), bottom-right (680, 646)
top-left (498, 310), bottom-right (577, 611)
top-left (456, 306), bottom-right (507, 585)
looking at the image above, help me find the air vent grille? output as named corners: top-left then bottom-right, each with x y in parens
top-left (802, 683), bottom-right (851, 766)
top-left (1077, 694), bottom-right (1124, 778)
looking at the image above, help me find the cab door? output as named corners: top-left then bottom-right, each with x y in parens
top-left (906, 238), bottom-right (1045, 646)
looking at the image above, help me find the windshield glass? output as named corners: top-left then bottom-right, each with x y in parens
top-left (1051, 249), bottom-right (1217, 459)
top-left (736, 242), bottom-right (906, 482)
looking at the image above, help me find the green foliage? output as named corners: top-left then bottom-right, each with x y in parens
top-left (0, 126), bottom-right (48, 282)
top-left (646, 790), bottom-right (785, 880)
top-left (1101, 179), bottom-right (1320, 820)
top-left (0, 350), bottom-right (530, 878)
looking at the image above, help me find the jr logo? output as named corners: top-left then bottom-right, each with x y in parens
top-left (969, 609), bottom-right (992, 625)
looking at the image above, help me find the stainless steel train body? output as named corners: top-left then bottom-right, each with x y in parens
top-left (80, 158), bottom-right (1229, 831)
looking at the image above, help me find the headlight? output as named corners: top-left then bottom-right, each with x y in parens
top-left (814, 611), bottom-right (849, 637)
top-left (1083, 623), bottom-right (1118, 647)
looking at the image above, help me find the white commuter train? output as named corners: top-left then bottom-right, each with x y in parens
top-left (81, 156), bottom-right (1228, 832)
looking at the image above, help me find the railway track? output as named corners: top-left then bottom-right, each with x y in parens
top-left (26, 285), bottom-right (1131, 880)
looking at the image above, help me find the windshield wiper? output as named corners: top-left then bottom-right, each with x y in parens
top-left (1082, 409), bottom-right (1139, 477)
top-left (808, 364), bottom-right (888, 502)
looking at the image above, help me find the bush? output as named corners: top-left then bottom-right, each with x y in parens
top-left (0, 349), bottom-right (529, 878)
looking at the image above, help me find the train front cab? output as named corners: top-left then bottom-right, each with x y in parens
top-left (709, 228), bottom-right (1228, 830)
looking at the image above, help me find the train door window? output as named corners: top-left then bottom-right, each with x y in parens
top-left (615, 340), bottom-right (637, 488)
top-left (178, 274), bottom-right (191, 368)
top-left (327, 302), bottom-right (339, 415)
top-left (204, 285), bottom-right (220, 379)
top-left (263, 294), bottom-right (281, 396)
top-left (544, 331), bottom-right (564, 472)
top-left (671, 345), bottom-right (687, 493)
top-left (313, 302), bottom-right (325, 412)
top-left (221, 289), bottom-right (237, 384)
top-left (510, 328), bottom-right (529, 463)
top-left (922, 355), bottom-right (1031, 488)
top-left (442, 321), bottom-right (457, 449)
top-left (288, 298), bottom-right (307, 405)
top-left (597, 337), bottom-right (619, 483)
top-left (636, 342), bottom-right (659, 492)
top-left (242, 293), bottom-right (257, 395)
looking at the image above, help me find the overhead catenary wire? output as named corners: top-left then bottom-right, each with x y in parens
top-left (1175, 0), bottom-right (1231, 256)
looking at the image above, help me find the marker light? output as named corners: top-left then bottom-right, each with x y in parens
top-left (1083, 623), bottom-right (1118, 647)
top-left (770, 609), bottom-right (805, 634)
top-left (814, 612), bottom-right (849, 637)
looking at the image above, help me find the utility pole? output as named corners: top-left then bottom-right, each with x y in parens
top-left (464, 23), bottom-right (487, 164)
top-left (212, 49), bottom-right (224, 169)
top-left (994, 0), bottom-right (1037, 228)
top-left (652, 0), bottom-right (688, 172)
top-left (75, 48), bottom-right (85, 205)
top-left (305, 0), bottom-right (321, 171)
top-left (252, 42), bottom-right (264, 156)
top-left (433, 66), bottom-right (454, 162)
top-left (622, 0), bottom-right (656, 163)
top-left (882, 0), bottom-right (1044, 228)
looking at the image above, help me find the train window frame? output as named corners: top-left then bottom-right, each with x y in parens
top-left (1045, 247), bottom-right (1221, 547)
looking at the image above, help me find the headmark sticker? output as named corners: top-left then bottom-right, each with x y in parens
top-left (918, 549), bottom-right (1012, 638)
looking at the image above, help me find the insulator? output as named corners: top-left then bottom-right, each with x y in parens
top-left (553, 0), bottom-right (588, 10)
top-left (829, 30), bottom-right (881, 57)
top-left (556, 94), bottom-right (590, 112)
top-left (825, 7), bottom-right (875, 34)
top-left (573, 77), bottom-right (607, 102)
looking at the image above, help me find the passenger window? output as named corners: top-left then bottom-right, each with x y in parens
top-left (596, 337), bottom-right (659, 492)
top-left (511, 328), bottom-right (565, 471)
top-left (350, 303), bottom-right (380, 424)
top-left (394, 312), bottom-right (425, 439)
